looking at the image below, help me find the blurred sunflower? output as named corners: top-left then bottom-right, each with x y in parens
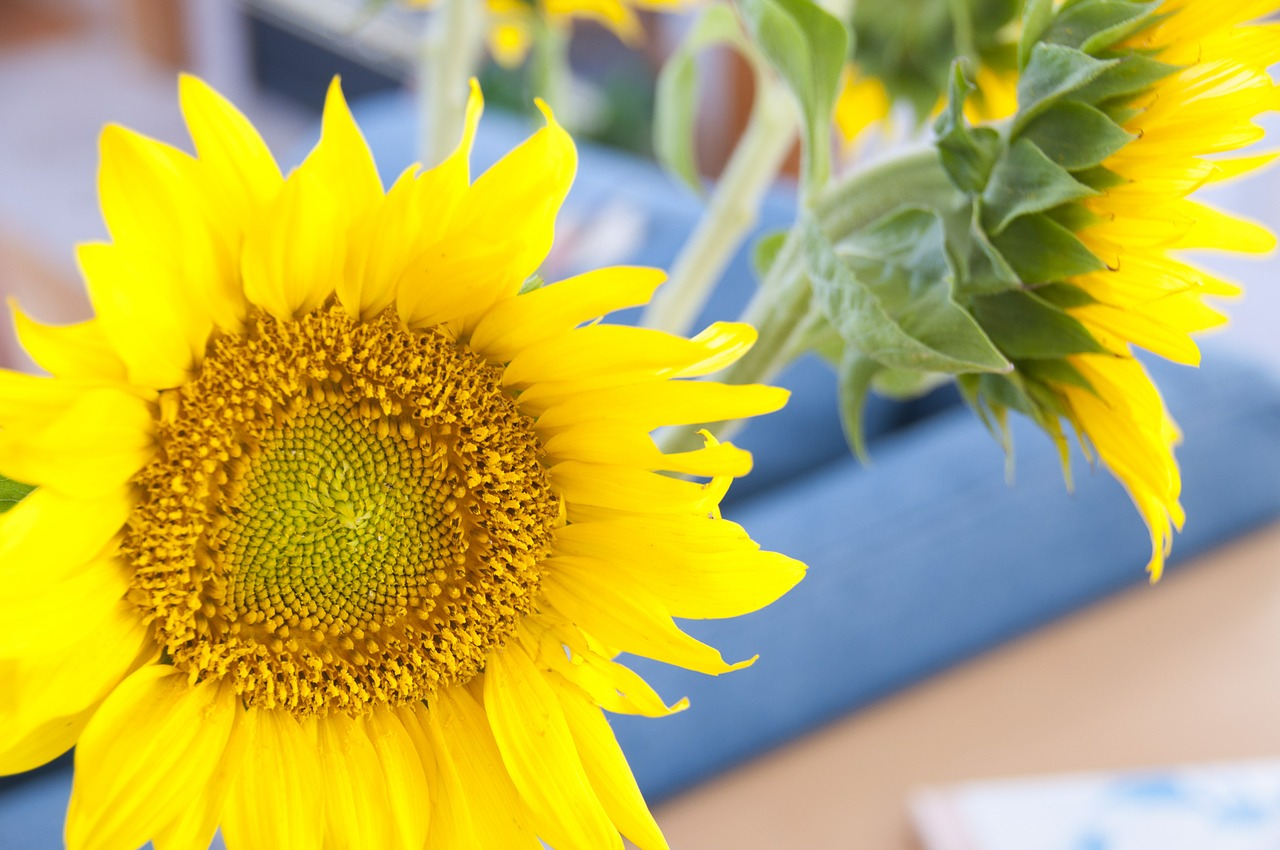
top-left (0, 76), bottom-right (800, 850)
top-left (412, 0), bottom-right (697, 66)
top-left (962, 0), bottom-right (1280, 579)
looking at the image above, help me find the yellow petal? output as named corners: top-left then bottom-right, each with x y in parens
top-left (542, 420), bottom-right (754, 477)
top-left (504, 325), bottom-right (734, 389)
top-left (484, 645), bottom-right (622, 850)
top-left (0, 486), bottom-right (131, 585)
top-left (550, 460), bottom-right (725, 515)
top-left (2, 606), bottom-right (151, 749)
top-left (179, 73), bottom-right (282, 213)
top-left (66, 666), bottom-right (238, 850)
top-left (531, 380), bottom-right (789, 430)
top-left (557, 684), bottom-right (670, 850)
top-left (542, 559), bottom-right (755, 674)
top-left (363, 709), bottom-right (431, 850)
top-left (222, 709), bottom-right (325, 850)
top-left (0, 387), bottom-right (153, 497)
top-left (431, 687), bottom-right (542, 848)
top-left (0, 697), bottom-right (98, 776)
top-left (340, 166), bottom-right (421, 321)
top-left (554, 518), bottom-right (806, 619)
top-left (316, 711), bottom-right (392, 850)
top-left (304, 77), bottom-right (384, 212)
top-left (523, 618), bottom-right (687, 718)
top-left (9, 305), bottom-right (127, 383)
top-left (0, 552), bottom-right (130, 657)
top-left (96, 124), bottom-right (227, 352)
top-left (240, 162), bottom-right (344, 321)
top-left (468, 267), bottom-right (666, 362)
top-left (78, 241), bottom-right (208, 389)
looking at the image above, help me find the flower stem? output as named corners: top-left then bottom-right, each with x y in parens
top-left (417, 0), bottom-right (487, 168)
top-left (657, 147), bottom-right (952, 452)
top-left (641, 75), bottom-right (798, 337)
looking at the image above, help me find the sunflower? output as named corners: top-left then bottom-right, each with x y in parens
top-left (0, 76), bottom-right (801, 850)
top-left (411, 0), bottom-right (696, 66)
top-left (958, 0), bottom-right (1279, 579)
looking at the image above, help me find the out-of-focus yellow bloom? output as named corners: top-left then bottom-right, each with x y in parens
top-left (1043, 0), bottom-right (1279, 579)
top-left (412, 0), bottom-right (699, 65)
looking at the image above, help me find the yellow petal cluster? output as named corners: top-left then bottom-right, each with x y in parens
top-left (1053, 0), bottom-right (1280, 578)
top-left (0, 75), bottom-right (801, 850)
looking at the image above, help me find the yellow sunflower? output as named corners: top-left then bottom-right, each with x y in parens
top-left (1053, 0), bottom-right (1278, 580)
top-left (411, 0), bottom-right (696, 66)
top-left (0, 76), bottom-right (801, 850)
top-left (959, 0), bottom-right (1279, 580)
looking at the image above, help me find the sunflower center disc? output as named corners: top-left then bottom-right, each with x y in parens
top-left (124, 307), bottom-right (559, 716)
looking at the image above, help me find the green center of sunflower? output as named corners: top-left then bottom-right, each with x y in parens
top-left (124, 307), bottom-right (559, 716)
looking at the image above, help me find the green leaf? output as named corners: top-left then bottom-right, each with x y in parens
top-left (0, 475), bottom-right (34, 514)
top-left (653, 4), bottom-right (754, 193)
top-left (934, 60), bottom-right (1005, 194)
top-left (981, 138), bottom-right (1097, 234)
top-left (1019, 0), bottom-right (1056, 70)
top-left (872, 367), bottom-right (948, 399)
top-left (1041, 0), bottom-right (1160, 54)
top-left (970, 289), bottom-right (1108, 358)
top-left (752, 229), bottom-right (789, 281)
top-left (989, 212), bottom-right (1106, 283)
top-left (738, 0), bottom-right (849, 192)
top-left (1012, 43), bottom-right (1116, 134)
top-left (837, 350), bottom-right (879, 463)
top-left (803, 210), bottom-right (1011, 374)
top-left (1021, 101), bottom-right (1134, 170)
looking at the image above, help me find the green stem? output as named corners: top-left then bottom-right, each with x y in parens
top-left (641, 75), bottom-right (798, 337)
top-left (658, 147), bottom-right (954, 451)
top-left (417, 0), bottom-right (487, 168)
top-left (530, 16), bottom-right (571, 117)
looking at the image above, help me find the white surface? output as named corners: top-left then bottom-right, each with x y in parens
top-left (914, 760), bottom-right (1280, 850)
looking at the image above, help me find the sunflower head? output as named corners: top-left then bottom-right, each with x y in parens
top-left (936, 0), bottom-right (1280, 578)
top-left (0, 75), bottom-right (801, 850)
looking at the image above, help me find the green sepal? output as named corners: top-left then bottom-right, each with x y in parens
top-left (519, 274), bottom-right (545, 294)
top-left (752, 229), bottom-right (789, 281)
top-left (1044, 202), bottom-right (1106, 233)
top-left (1021, 101), bottom-right (1135, 170)
top-left (1071, 164), bottom-right (1127, 191)
top-left (653, 3), bottom-right (754, 194)
top-left (1019, 0), bottom-right (1056, 70)
top-left (1012, 43), bottom-right (1116, 134)
top-left (934, 60), bottom-right (1005, 194)
top-left (1041, 0), bottom-right (1160, 55)
top-left (964, 222), bottom-right (1023, 297)
top-left (981, 138), bottom-right (1098, 234)
top-left (803, 210), bottom-right (1012, 374)
top-left (1068, 53), bottom-right (1180, 104)
top-left (989, 213), bottom-right (1106, 284)
top-left (1032, 281), bottom-right (1099, 309)
top-left (0, 475), bottom-right (34, 514)
top-left (970, 289), bottom-right (1108, 359)
top-left (837, 350), bottom-right (879, 464)
top-left (737, 0), bottom-right (848, 192)
top-left (1018, 357), bottom-right (1096, 392)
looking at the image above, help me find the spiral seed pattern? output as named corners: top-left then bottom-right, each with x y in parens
top-left (123, 307), bottom-right (558, 715)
